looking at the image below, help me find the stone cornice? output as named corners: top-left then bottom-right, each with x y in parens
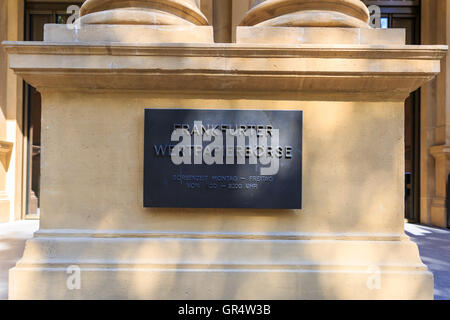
top-left (2, 41), bottom-right (447, 100)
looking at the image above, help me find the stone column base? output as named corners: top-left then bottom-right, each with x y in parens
top-left (431, 197), bottom-right (447, 227)
top-left (9, 232), bottom-right (433, 300)
top-left (236, 26), bottom-right (405, 45)
top-left (430, 145), bottom-right (450, 228)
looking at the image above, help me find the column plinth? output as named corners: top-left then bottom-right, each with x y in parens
top-left (430, 145), bottom-right (450, 227)
top-left (236, 0), bottom-right (394, 45)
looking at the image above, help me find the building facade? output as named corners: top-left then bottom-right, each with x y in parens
top-left (0, 0), bottom-right (448, 227)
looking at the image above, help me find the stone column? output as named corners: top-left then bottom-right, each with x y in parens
top-left (240, 0), bottom-right (370, 28)
top-left (421, 0), bottom-right (450, 227)
top-left (430, 146), bottom-right (450, 226)
top-left (0, 0), bottom-right (24, 222)
top-left (236, 0), bottom-right (402, 45)
top-left (45, 0), bottom-right (213, 43)
top-left (0, 0), bottom-right (10, 223)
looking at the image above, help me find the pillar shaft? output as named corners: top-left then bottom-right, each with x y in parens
top-left (421, 0), bottom-right (450, 227)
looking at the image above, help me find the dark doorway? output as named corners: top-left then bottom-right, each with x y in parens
top-left (363, 0), bottom-right (421, 222)
top-left (23, 2), bottom-right (83, 218)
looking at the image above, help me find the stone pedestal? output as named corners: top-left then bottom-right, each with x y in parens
top-left (3, 0), bottom-right (447, 300)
